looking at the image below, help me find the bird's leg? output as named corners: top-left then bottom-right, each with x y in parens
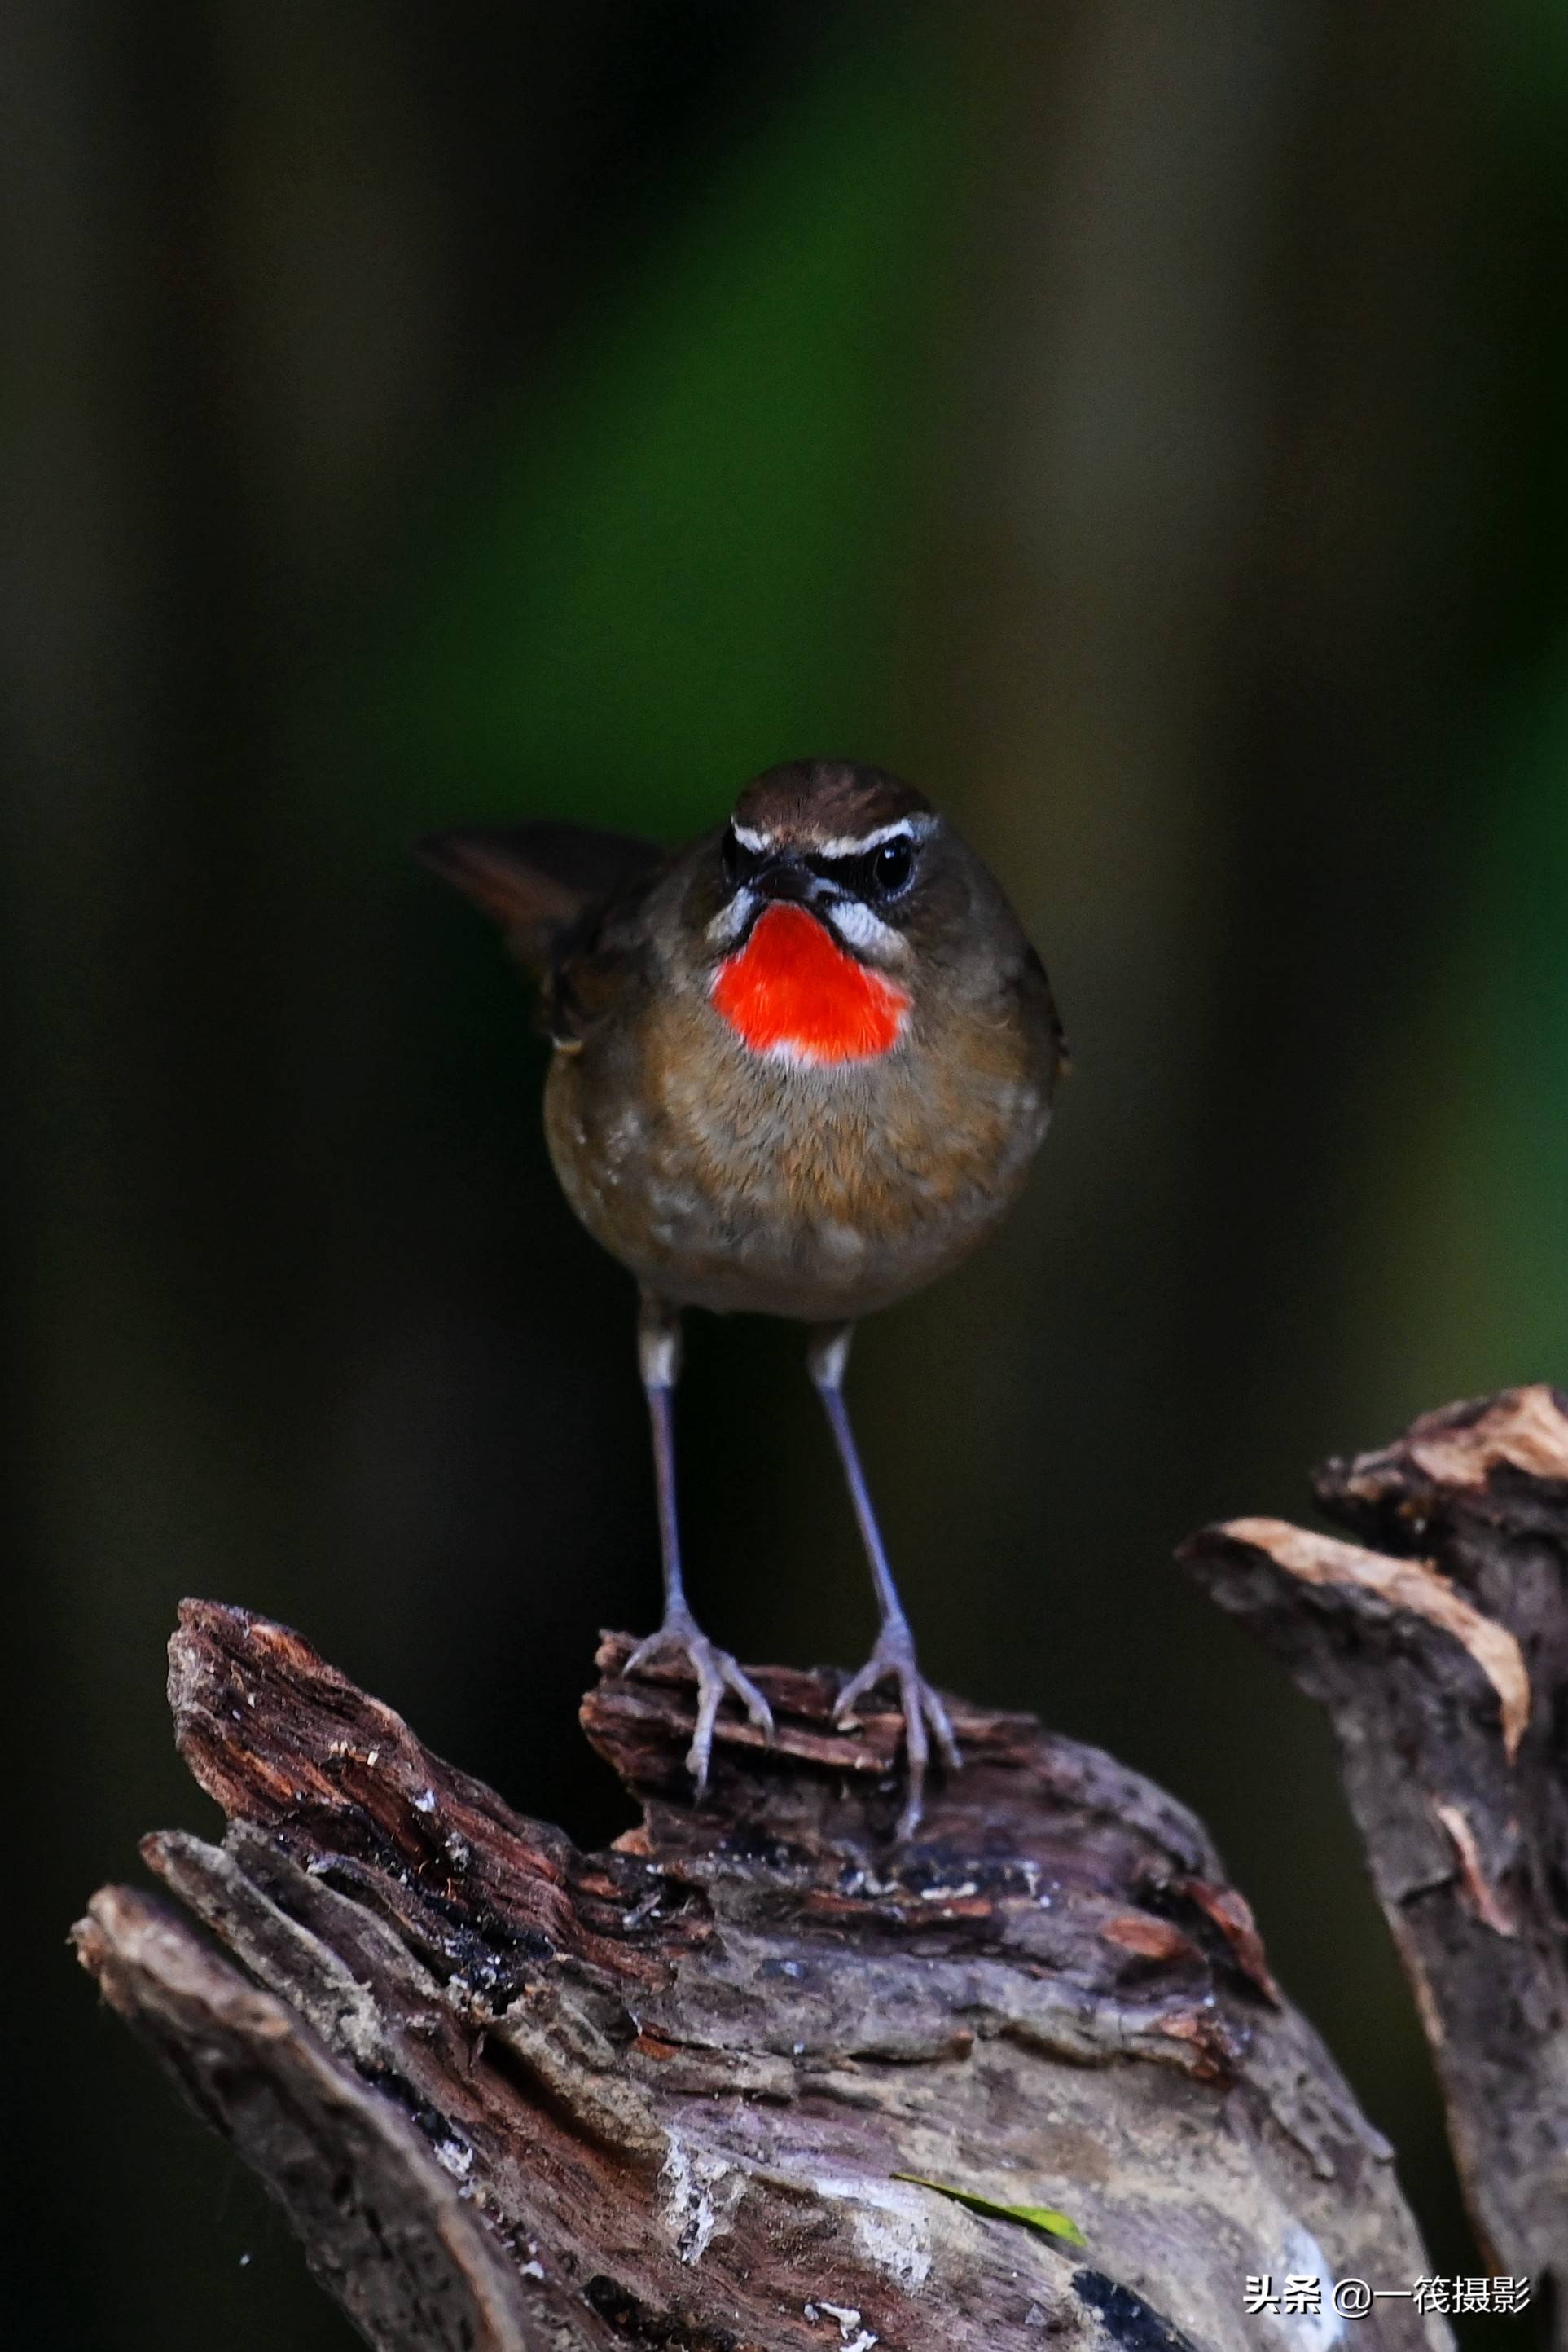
top-left (623, 1293), bottom-right (773, 1792)
top-left (808, 1322), bottom-right (961, 1839)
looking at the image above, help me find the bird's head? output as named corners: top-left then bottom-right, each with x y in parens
top-left (692, 760), bottom-right (967, 1067)
top-left (705, 760), bottom-right (938, 968)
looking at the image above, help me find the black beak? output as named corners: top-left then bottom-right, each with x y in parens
top-left (752, 858), bottom-right (821, 908)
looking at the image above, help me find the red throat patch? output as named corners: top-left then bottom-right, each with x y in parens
top-left (711, 903), bottom-right (910, 1065)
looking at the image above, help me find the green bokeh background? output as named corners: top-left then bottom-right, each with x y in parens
top-left (7, 5), bottom-right (1567, 2345)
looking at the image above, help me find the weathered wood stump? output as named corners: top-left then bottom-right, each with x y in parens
top-left (74, 1384), bottom-right (1568, 2352)
top-left (1186, 1383), bottom-right (1568, 2326)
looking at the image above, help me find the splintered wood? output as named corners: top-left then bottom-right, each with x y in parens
top-left (1185, 1383), bottom-right (1568, 2307)
top-left (81, 1377), bottom-right (1568, 2352)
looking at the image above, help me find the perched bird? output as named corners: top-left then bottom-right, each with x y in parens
top-left (419, 758), bottom-right (1065, 1835)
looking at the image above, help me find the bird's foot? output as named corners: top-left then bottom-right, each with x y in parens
top-left (623, 1612), bottom-right (775, 1796)
top-left (834, 1621), bottom-right (962, 1841)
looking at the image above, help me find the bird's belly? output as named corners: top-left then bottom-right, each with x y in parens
top-left (544, 1031), bottom-right (1048, 1321)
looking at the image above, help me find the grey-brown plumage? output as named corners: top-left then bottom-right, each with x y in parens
top-left (419, 758), bottom-right (1066, 1835)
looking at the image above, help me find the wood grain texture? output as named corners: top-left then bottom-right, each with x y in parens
top-left (1184, 1383), bottom-right (1568, 2328)
top-left (74, 1594), bottom-right (1449, 2352)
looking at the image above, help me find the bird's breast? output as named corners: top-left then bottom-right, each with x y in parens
top-left (542, 961), bottom-right (1049, 1320)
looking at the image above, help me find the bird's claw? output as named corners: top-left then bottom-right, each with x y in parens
top-left (834, 1623), bottom-right (961, 1840)
top-left (623, 1614), bottom-right (775, 1796)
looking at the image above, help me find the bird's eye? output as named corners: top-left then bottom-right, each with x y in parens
top-left (872, 839), bottom-right (914, 896)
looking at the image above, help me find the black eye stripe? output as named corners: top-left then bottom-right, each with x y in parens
top-left (805, 843), bottom-right (916, 895)
top-left (722, 829), bottom-right (918, 899)
top-left (721, 826), bottom-right (765, 883)
top-left (806, 851), bottom-right (871, 890)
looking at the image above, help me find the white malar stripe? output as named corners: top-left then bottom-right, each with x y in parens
top-left (823, 898), bottom-right (907, 959)
top-left (705, 885), bottom-right (758, 945)
top-left (708, 882), bottom-right (906, 961)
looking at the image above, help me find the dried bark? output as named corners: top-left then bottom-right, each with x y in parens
top-left (1184, 1382), bottom-right (1568, 2327)
top-left (75, 1592), bottom-right (1452, 2352)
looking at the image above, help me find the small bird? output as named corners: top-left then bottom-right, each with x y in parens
top-left (419, 759), bottom-right (1065, 1835)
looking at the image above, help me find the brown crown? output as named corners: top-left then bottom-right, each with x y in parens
top-left (731, 759), bottom-right (933, 847)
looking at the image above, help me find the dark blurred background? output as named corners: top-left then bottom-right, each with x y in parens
top-left (7, 2), bottom-right (1568, 2344)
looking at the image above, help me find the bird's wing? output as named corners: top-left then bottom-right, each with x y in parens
top-left (415, 821), bottom-right (666, 975)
